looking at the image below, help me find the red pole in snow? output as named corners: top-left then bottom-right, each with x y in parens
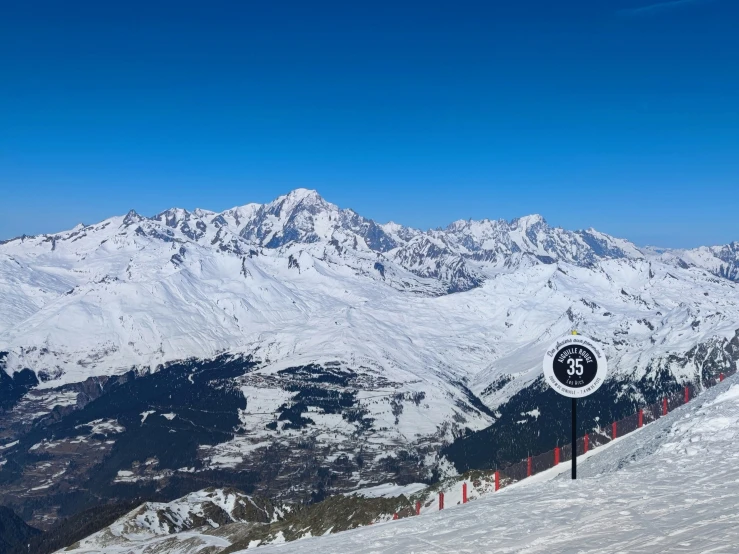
top-left (554, 446), bottom-right (560, 465)
top-left (662, 398), bottom-right (668, 416)
top-left (684, 386), bottom-right (690, 404)
top-left (415, 500), bottom-right (421, 515)
top-left (527, 456), bottom-right (532, 477)
top-left (584, 433), bottom-right (589, 453)
top-left (612, 421), bottom-right (617, 440)
top-left (393, 513), bottom-right (398, 520)
top-left (720, 373), bottom-right (725, 382)
top-left (439, 492), bottom-right (444, 510)
top-left (462, 482), bottom-right (468, 504)
top-left (638, 409), bottom-right (643, 428)
top-left (494, 470), bottom-right (500, 492)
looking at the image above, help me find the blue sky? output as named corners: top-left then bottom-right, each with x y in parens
top-left (1, 0), bottom-right (737, 247)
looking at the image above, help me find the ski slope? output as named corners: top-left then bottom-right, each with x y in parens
top-left (55, 375), bottom-right (739, 554)
top-left (250, 375), bottom-right (739, 553)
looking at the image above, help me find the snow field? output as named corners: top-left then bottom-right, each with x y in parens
top-left (250, 375), bottom-right (739, 553)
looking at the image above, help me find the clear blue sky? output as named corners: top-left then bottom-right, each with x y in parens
top-left (1, 0), bottom-right (737, 247)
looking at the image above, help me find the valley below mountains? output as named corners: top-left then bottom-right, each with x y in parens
top-left (1, 188), bottom-right (738, 546)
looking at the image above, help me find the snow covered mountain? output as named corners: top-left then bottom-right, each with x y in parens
top-left (653, 241), bottom-right (739, 282)
top-left (1, 188), bottom-right (738, 529)
top-left (60, 488), bottom-right (283, 553)
top-left (57, 373), bottom-right (739, 553)
top-left (1, 188), bottom-right (735, 384)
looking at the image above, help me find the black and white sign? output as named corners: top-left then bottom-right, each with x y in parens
top-left (543, 334), bottom-right (607, 398)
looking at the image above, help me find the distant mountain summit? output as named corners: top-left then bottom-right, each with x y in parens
top-left (1, 188), bottom-right (738, 529)
top-left (1, 187), bottom-right (737, 381)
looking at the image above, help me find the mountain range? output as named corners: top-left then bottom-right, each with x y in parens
top-left (1, 188), bottom-right (738, 531)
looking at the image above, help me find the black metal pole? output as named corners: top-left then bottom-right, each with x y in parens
top-left (572, 397), bottom-right (577, 479)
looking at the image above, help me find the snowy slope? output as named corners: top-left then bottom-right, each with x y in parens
top-left (62, 488), bottom-right (282, 554)
top-left (653, 242), bottom-right (739, 282)
top-left (248, 374), bottom-right (739, 553)
top-left (1, 188), bottom-right (737, 395)
top-left (2, 189), bottom-right (739, 529)
top-left (58, 373), bottom-right (739, 553)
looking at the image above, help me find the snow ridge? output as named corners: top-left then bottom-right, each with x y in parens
top-left (1, 189), bottom-right (738, 394)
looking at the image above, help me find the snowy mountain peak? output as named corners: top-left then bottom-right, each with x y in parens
top-left (271, 188), bottom-right (328, 213)
top-left (122, 209), bottom-right (145, 226)
top-left (655, 241), bottom-right (739, 282)
top-left (217, 203), bottom-right (262, 230)
top-left (1, 187), bottom-right (738, 385)
top-left (282, 187), bottom-right (324, 202)
top-left (192, 207), bottom-right (215, 218)
top-left (240, 189), bottom-right (337, 248)
top-left (153, 207), bottom-right (192, 228)
top-left (1, 188), bottom-right (739, 537)
top-left (237, 189), bottom-right (403, 255)
top-left (512, 213), bottom-right (546, 229)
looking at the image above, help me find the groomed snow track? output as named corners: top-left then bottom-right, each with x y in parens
top-left (250, 374), bottom-right (739, 553)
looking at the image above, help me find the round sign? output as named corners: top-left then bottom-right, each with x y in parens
top-left (543, 334), bottom-right (607, 398)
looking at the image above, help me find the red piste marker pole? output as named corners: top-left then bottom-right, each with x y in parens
top-left (415, 501), bottom-right (421, 515)
top-left (494, 470), bottom-right (500, 492)
top-left (720, 373), bottom-right (725, 382)
top-left (439, 492), bottom-right (444, 510)
top-left (462, 482), bottom-right (468, 504)
top-left (612, 421), bottom-right (617, 440)
top-left (662, 398), bottom-right (668, 416)
top-left (554, 446), bottom-right (560, 466)
top-left (684, 386), bottom-right (689, 404)
top-left (527, 456), bottom-right (532, 477)
top-left (638, 409), bottom-right (643, 428)
top-left (584, 433), bottom-right (589, 454)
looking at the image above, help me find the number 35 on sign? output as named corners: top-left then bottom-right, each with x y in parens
top-left (543, 335), bottom-right (608, 399)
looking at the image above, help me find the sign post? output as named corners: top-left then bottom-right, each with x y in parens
top-left (571, 397), bottom-right (576, 479)
top-left (542, 331), bottom-right (607, 479)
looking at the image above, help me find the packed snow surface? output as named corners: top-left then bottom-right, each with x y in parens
top-left (248, 376), bottom-right (739, 553)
